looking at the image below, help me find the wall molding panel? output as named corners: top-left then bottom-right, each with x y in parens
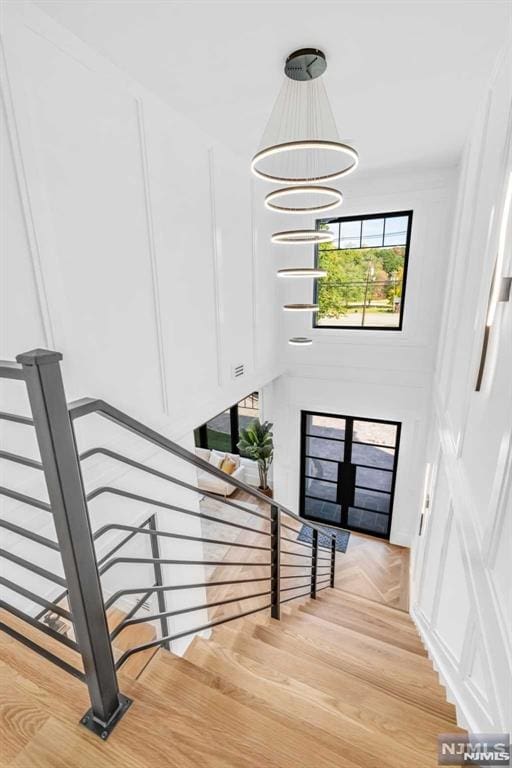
top-left (411, 43), bottom-right (512, 734)
top-left (135, 97), bottom-right (169, 415)
top-left (207, 146), bottom-right (224, 388)
top-left (0, 37), bottom-right (55, 350)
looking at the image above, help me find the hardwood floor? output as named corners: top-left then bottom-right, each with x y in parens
top-left (0, 587), bottom-right (462, 767)
top-left (0, 492), bottom-right (460, 766)
top-left (333, 531), bottom-right (410, 611)
top-left (200, 489), bottom-right (410, 613)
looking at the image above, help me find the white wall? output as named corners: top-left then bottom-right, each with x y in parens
top-left (265, 165), bottom-right (457, 545)
top-left (410, 46), bottom-right (512, 732)
top-left (0, 1), bottom-right (281, 441)
top-left (0, 1), bottom-right (281, 652)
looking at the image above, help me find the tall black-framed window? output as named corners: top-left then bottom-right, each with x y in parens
top-left (299, 411), bottom-right (401, 539)
top-left (313, 210), bottom-right (413, 330)
top-left (194, 392), bottom-right (259, 455)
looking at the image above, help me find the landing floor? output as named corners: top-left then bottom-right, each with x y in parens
top-left (199, 489), bottom-right (410, 612)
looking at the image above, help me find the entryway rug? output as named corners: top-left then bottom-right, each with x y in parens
top-left (297, 525), bottom-right (351, 553)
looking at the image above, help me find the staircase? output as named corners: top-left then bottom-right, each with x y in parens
top-left (0, 349), bottom-right (463, 766)
top-left (0, 587), bottom-right (463, 767)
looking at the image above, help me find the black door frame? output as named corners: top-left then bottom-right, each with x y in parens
top-left (299, 410), bottom-right (401, 540)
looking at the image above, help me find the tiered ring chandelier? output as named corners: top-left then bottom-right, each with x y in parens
top-left (251, 48), bottom-right (358, 221)
top-left (252, 48), bottom-right (359, 345)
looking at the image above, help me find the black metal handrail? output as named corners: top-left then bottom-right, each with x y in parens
top-left (0, 349), bottom-right (338, 740)
top-left (69, 397), bottom-right (331, 537)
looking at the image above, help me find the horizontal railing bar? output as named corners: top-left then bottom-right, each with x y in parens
top-left (88, 487), bottom-right (271, 538)
top-left (316, 579), bottom-right (331, 586)
top-left (0, 486), bottom-right (51, 512)
top-left (0, 450), bottom-right (43, 470)
top-left (115, 603), bottom-right (272, 669)
top-left (0, 601), bottom-right (79, 651)
top-left (112, 589), bottom-right (273, 640)
top-left (93, 523), bottom-right (270, 555)
top-left (0, 520), bottom-right (59, 551)
top-left (280, 535), bottom-right (312, 549)
top-left (68, 398), bottom-right (334, 538)
top-left (42, 516), bottom-right (155, 615)
top-left (0, 620), bottom-right (85, 681)
top-left (0, 550), bottom-right (66, 587)
top-left (96, 515), bottom-right (153, 567)
top-left (102, 556), bottom-right (268, 573)
top-left (280, 522), bottom-right (303, 534)
top-left (109, 588), bottom-right (155, 641)
top-left (317, 585), bottom-right (330, 592)
top-left (0, 577), bottom-right (72, 620)
top-left (0, 410), bottom-right (33, 425)
top-left (105, 576), bottom-right (271, 611)
top-left (281, 549), bottom-right (312, 559)
top-left (318, 556), bottom-right (331, 562)
top-left (280, 581), bottom-right (312, 593)
top-left (280, 590), bottom-right (311, 605)
top-left (280, 563), bottom-right (314, 568)
top-left (280, 573), bottom-right (312, 580)
top-left (82, 448), bottom-right (270, 522)
top-left (0, 362), bottom-right (25, 380)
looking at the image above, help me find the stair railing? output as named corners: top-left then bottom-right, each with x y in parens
top-left (0, 348), bottom-right (338, 738)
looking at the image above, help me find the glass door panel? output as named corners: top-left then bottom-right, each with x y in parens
top-left (355, 466), bottom-right (393, 492)
top-left (348, 508), bottom-right (389, 535)
top-left (304, 497), bottom-right (342, 525)
top-left (301, 411), bottom-right (400, 539)
top-left (353, 420), bottom-right (397, 446)
top-left (351, 443), bottom-right (394, 470)
top-left (305, 477), bottom-right (338, 503)
top-left (306, 414), bottom-right (346, 439)
top-left (306, 436), bottom-right (345, 461)
top-left (353, 488), bottom-right (391, 514)
top-left (305, 457), bottom-right (338, 482)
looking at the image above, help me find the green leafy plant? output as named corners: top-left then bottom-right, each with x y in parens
top-left (237, 419), bottom-right (274, 491)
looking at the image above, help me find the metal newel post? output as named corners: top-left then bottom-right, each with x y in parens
top-left (311, 528), bottom-right (318, 599)
top-left (148, 514), bottom-right (170, 650)
top-left (16, 349), bottom-right (131, 738)
top-left (270, 504), bottom-right (281, 620)
top-left (330, 535), bottom-right (336, 588)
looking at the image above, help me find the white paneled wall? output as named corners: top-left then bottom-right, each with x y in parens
top-left (0, 1), bottom-right (281, 440)
top-left (411, 46), bottom-right (512, 732)
top-left (0, 1), bottom-right (280, 654)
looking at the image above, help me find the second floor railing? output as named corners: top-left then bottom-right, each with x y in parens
top-left (0, 348), bottom-right (338, 739)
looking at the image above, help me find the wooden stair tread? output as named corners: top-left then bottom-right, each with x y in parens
top-left (324, 588), bottom-right (415, 623)
top-left (0, 609), bottom-right (83, 675)
top-left (209, 619), bottom-right (458, 729)
top-left (221, 608), bottom-right (436, 678)
top-left (297, 597), bottom-right (427, 655)
top-left (0, 550), bottom-right (462, 767)
top-left (135, 650), bottom-right (363, 768)
top-left (299, 603), bottom-right (425, 655)
top-left (182, 637), bottom-right (447, 767)
top-left (109, 611), bottom-right (158, 681)
top-left (213, 618), bottom-right (455, 722)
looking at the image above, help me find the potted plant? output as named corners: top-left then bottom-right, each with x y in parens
top-left (237, 419), bottom-right (274, 496)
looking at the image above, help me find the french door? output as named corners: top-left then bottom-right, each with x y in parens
top-left (299, 411), bottom-right (401, 539)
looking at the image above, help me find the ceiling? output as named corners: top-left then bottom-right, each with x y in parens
top-left (36, 1), bottom-right (511, 174)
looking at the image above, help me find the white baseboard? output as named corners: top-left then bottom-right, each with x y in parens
top-left (411, 605), bottom-right (493, 733)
